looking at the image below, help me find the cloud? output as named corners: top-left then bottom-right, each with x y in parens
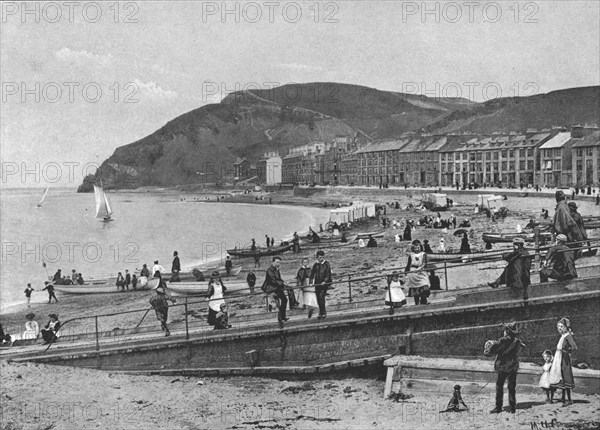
top-left (55, 47), bottom-right (113, 66)
top-left (278, 63), bottom-right (324, 72)
top-left (132, 79), bottom-right (177, 99)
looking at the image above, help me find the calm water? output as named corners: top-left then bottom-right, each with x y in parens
top-left (0, 188), bottom-right (328, 310)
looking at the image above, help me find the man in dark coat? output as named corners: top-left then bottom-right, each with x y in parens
top-left (42, 281), bottom-right (58, 303)
top-left (52, 269), bottom-right (62, 283)
top-left (540, 234), bottom-right (577, 282)
top-left (246, 270), bottom-right (256, 293)
top-left (487, 238), bottom-right (531, 300)
top-left (484, 322), bottom-right (525, 414)
top-left (310, 250), bottom-right (332, 319)
top-left (264, 257), bottom-right (288, 324)
top-left (225, 256), bottom-right (233, 276)
top-left (552, 191), bottom-right (584, 254)
top-left (171, 251), bottom-right (181, 282)
top-left (568, 201), bottom-right (588, 257)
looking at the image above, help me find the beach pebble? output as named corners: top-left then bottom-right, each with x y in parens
top-left (197, 381), bottom-right (204, 385)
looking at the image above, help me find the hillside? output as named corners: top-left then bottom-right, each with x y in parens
top-left (425, 86), bottom-right (600, 134)
top-left (78, 83), bottom-right (599, 191)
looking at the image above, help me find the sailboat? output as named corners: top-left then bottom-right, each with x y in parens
top-left (36, 186), bottom-right (49, 207)
top-left (94, 183), bottom-right (113, 222)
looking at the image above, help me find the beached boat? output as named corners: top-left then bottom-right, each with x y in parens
top-left (356, 232), bottom-right (385, 240)
top-left (94, 184), bottom-right (113, 222)
top-left (167, 280), bottom-right (250, 296)
top-left (54, 278), bottom-right (158, 295)
top-left (104, 265), bottom-right (243, 284)
top-left (226, 243), bottom-right (293, 257)
top-left (427, 251), bottom-right (502, 263)
top-left (301, 234), bottom-right (358, 245)
top-left (482, 231), bottom-right (553, 244)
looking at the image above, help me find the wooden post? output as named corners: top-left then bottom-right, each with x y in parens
top-left (534, 226), bottom-right (541, 276)
top-left (348, 275), bottom-right (352, 303)
top-left (184, 297), bottom-right (190, 340)
top-left (95, 315), bottom-right (100, 369)
top-left (444, 261), bottom-right (448, 290)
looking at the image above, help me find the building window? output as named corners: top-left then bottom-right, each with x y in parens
top-left (509, 161), bottom-right (515, 170)
top-left (576, 160), bottom-right (583, 171)
top-left (555, 149), bottom-right (561, 157)
top-left (476, 152), bottom-right (482, 161)
top-left (577, 149), bottom-right (583, 157)
top-left (555, 160), bottom-right (561, 170)
top-left (586, 147), bottom-right (593, 156)
top-left (527, 160), bottom-right (534, 170)
top-left (493, 152), bottom-right (499, 160)
top-left (486, 152), bottom-right (491, 160)
top-left (519, 149), bottom-right (525, 157)
top-left (502, 161), bottom-right (507, 170)
top-left (527, 148), bottom-right (533, 157)
top-left (441, 153), bottom-right (446, 161)
top-left (448, 153), bottom-right (453, 161)
top-left (519, 161), bottom-right (525, 170)
top-left (501, 150), bottom-right (507, 158)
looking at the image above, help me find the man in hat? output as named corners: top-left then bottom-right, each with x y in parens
top-left (310, 250), bottom-right (332, 319)
top-left (246, 269), bottom-right (256, 293)
top-left (52, 269), bottom-right (62, 283)
top-left (487, 238), bottom-right (532, 300)
top-left (42, 281), bottom-right (58, 303)
top-left (552, 191), bottom-right (584, 255)
top-left (264, 257), bottom-right (288, 324)
top-left (540, 234), bottom-right (577, 283)
top-left (149, 283), bottom-right (176, 336)
top-left (171, 251), bottom-right (181, 282)
top-left (484, 322), bottom-right (525, 414)
top-left (568, 201), bottom-right (588, 257)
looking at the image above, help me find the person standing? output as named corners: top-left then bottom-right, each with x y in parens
top-left (540, 235), bottom-right (577, 283)
top-left (41, 314), bottom-right (61, 344)
top-left (568, 202), bottom-right (588, 257)
top-left (131, 274), bottom-right (138, 290)
top-left (171, 251), bottom-right (181, 282)
top-left (385, 271), bottom-right (406, 309)
top-left (292, 232), bottom-right (300, 253)
top-left (403, 223), bottom-right (412, 241)
top-left (484, 322), bottom-right (525, 414)
top-left (150, 282), bottom-right (176, 336)
top-left (24, 284), bottom-right (34, 307)
top-left (124, 270), bottom-right (131, 290)
top-left (460, 232), bottom-right (471, 254)
top-left (246, 270), bottom-right (256, 293)
top-left (225, 256), bottom-right (233, 276)
top-left (270, 237), bottom-right (275, 248)
top-left (549, 317), bottom-right (578, 407)
top-left (42, 281), bottom-right (58, 303)
top-left (251, 238), bottom-right (257, 251)
top-left (115, 272), bottom-right (125, 291)
top-left (264, 257), bottom-right (288, 324)
top-left (404, 241), bottom-right (430, 305)
top-left (206, 271), bottom-right (226, 327)
top-left (437, 238), bottom-right (446, 253)
top-left (265, 235), bottom-right (270, 248)
top-left (552, 191), bottom-right (584, 253)
top-left (487, 238), bottom-right (532, 300)
top-left (310, 251), bottom-right (332, 319)
top-left (152, 260), bottom-right (165, 278)
top-left (423, 240), bottom-right (433, 254)
top-left (296, 258), bottom-right (317, 318)
top-left (451, 214), bottom-right (457, 229)
top-left (52, 269), bottom-right (62, 283)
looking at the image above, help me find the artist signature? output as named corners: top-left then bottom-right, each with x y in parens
top-left (530, 418), bottom-right (560, 429)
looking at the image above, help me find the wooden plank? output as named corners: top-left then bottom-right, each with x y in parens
top-left (384, 366), bottom-right (395, 398)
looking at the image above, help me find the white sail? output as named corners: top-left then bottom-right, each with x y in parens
top-left (94, 185), bottom-right (112, 219)
top-left (37, 187), bottom-right (49, 207)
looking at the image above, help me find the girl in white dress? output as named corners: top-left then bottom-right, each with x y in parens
top-left (22, 313), bottom-right (39, 340)
top-left (539, 349), bottom-right (556, 403)
top-left (385, 271), bottom-right (406, 309)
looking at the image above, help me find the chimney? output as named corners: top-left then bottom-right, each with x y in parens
top-left (571, 125), bottom-right (584, 139)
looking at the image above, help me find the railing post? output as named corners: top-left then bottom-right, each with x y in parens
top-left (184, 297), bottom-right (190, 340)
top-left (534, 226), bottom-right (541, 276)
top-left (444, 261), bottom-right (448, 290)
top-left (95, 315), bottom-right (100, 369)
top-left (348, 275), bottom-right (352, 303)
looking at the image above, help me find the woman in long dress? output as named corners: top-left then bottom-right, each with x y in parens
top-left (385, 271), bottom-right (406, 309)
top-left (404, 241), bottom-right (430, 305)
top-left (22, 313), bottom-right (39, 340)
top-left (548, 317), bottom-right (577, 406)
top-left (206, 271), bottom-right (226, 326)
top-left (296, 258), bottom-right (318, 318)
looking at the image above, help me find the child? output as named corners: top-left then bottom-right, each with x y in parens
top-left (539, 350), bottom-right (556, 403)
top-left (214, 303), bottom-right (231, 330)
top-left (385, 271), bottom-right (406, 310)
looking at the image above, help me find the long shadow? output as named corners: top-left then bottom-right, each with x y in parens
top-left (515, 401), bottom-right (547, 410)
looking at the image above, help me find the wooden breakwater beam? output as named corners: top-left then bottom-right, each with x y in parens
top-left (383, 356), bottom-right (600, 397)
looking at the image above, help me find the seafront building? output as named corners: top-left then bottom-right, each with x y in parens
top-left (243, 125), bottom-right (599, 189)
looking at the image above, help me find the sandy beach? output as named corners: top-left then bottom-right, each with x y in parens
top-left (1, 188), bottom-right (599, 429)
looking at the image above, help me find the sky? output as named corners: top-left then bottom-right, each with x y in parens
top-left (1, 1), bottom-right (599, 187)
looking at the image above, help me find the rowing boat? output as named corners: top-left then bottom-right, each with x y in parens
top-left (54, 278), bottom-right (159, 295)
top-left (427, 251), bottom-right (502, 263)
top-left (482, 232), bottom-right (553, 244)
top-left (356, 232), bottom-right (385, 240)
top-left (105, 265), bottom-right (243, 283)
top-left (226, 243), bottom-right (293, 257)
top-left (301, 234), bottom-right (358, 246)
top-left (167, 280), bottom-right (250, 296)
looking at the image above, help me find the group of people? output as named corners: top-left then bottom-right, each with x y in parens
top-left (484, 317), bottom-right (577, 414)
top-left (1, 313), bottom-right (62, 347)
top-left (50, 269), bottom-right (85, 286)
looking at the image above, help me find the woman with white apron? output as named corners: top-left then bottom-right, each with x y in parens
top-left (404, 241), bottom-right (430, 305)
top-left (206, 271), bottom-right (226, 326)
top-left (296, 258), bottom-right (318, 318)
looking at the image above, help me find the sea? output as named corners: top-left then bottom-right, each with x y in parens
top-left (0, 187), bottom-right (329, 311)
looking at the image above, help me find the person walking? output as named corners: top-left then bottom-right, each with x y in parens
top-left (206, 271), bottom-right (226, 327)
top-left (484, 322), bottom-right (525, 414)
top-left (540, 235), bottom-right (577, 283)
top-left (150, 281), bottom-right (176, 336)
top-left (42, 281), bottom-right (58, 303)
top-left (310, 250), bottom-right (332, 319)
top-left (487, 238), bottom-right (532, 301)
top-left (296, 258), bottom-right (318, 318)
top-left (549, 317), bottom-right (578, 407)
